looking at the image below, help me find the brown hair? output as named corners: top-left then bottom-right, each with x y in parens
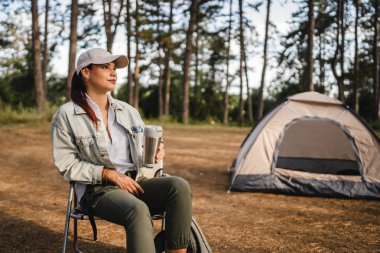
top-left (70, 66), bottom-right (98, 129)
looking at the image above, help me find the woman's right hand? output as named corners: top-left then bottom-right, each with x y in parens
top-left (102, 168), bottom-right (144, 196)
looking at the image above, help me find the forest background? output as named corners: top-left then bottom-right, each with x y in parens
top-left (0, 0), bottom-right (379, 130)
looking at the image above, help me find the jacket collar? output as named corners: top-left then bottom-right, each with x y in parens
top-left (108, 94), bottom-right (125, 111)
top-left (73, 102), bottom-right (86, 114)
top-left (73, 93), bottom-right (125, 115)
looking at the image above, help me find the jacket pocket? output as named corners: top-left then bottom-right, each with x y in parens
top-left (75, 136), bottom-right (94, 148)
top-left (132, 132), bottom-right (144, 158)
top-left (74, 136), bottom-right (104, 168)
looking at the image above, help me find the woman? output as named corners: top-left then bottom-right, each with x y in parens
top-left (51, 48), bottom-right (192, 253)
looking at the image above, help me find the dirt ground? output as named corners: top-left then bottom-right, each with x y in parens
top-left (0, 122), bottom-right (379, 253)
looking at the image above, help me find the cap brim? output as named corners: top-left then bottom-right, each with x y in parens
top-left (76, 53), bottom-right (129, 75)
top-left (93, 55), bottom-right (129, 69)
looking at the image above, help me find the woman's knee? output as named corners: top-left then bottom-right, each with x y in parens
top-left (124, 200), bottom-right (152, 226)
top-left (167, 176), bottom-right (192, 198)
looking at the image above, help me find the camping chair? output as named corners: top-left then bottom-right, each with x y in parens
top-left (62, 179), bottom-right (166, 253)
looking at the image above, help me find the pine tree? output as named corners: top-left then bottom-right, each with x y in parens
top-left (134, 0), bottom-right (140, 109)
top-left (66, 0), bottom-right (78, 99)
top-left (305, 0), bottom-right (315, 91)
top-left (163, 0), bottom-right (174, 116)
top-left (182, 0), bottom-right (198, 124)
top-left (238, 0), bottom-right (245, 126)
top-left (223, 0), bottom-right (233, 124)
top-left (353, 0), bottom-right (360, 113)
top-left (32, 0), bottom-right (45, 114)
top-left (257, 0), bottom-right (271, 120)
top-left (102, 0), bottom-right (124, 52)
top-left (126, 0), bottom-right (134, 105)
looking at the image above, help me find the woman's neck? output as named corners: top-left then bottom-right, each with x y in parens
top-left (86, 91), bottom-right (109, 110)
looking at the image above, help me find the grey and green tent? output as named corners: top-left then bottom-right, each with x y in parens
top-left (230, 91), bottom-right (380, 199)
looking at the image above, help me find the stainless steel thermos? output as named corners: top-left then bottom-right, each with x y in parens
top-left (143, 125), bottom-right (163, 167)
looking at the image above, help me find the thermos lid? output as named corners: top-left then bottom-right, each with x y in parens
top-left (144, 125), bottom-right (163, 138)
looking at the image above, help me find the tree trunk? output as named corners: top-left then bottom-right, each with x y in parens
top-left (158, 64), bottom-right (164, 117)
top-left (42, 0), bottom-right (49, 95)
top-left (102, 0), bottom-right (124, 97)
top-left (305, 0), bottom-right (314, 91)
top-left (156, 4), bottom-right (164, 118)
top-left (102, 0), bottom-right (124, 52)
top-left (331, 0), bottom-right (345, 102)
top-left (238, 0), bottom-right (244, 126)
top-left (31, 0), bottom-right (45, 114)
top-left (207, 64), bottom-right (216, 119)
top-left (318, 35), bottom-right (325, 87)
top-left (257, 0), bottom-right (271, 121)
top-left (126, 0), bottom-right (134, 105)
top-left (181, 0), bottom-right (198, 124)
top-left (134, 0), bottom-right (140, 109)
top-left (353, 0), bottom-right (360, 113)
top-left (66, 0), bottom-right (78, 99)
top-left (318, 1), bottom-right (326, 88)
top-left (373, 0), bottom-right (379, 119)
top-left (223, 0), bottom-right (233, 125)
top-left (339, 0), bottom-right (345, 101)
top-left (193, 10), bottom-right (200, 116)
top-left (103, 0), bottom-right (112, 52)
top-left (244, 49), bottom-right (253, 123)
top-left (163, 0), bottom-right (174, 116)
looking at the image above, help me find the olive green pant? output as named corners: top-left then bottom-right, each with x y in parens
top-left (81, 176), bottom-right (192, 253)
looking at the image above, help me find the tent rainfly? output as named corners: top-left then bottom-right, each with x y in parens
top-left (230, 91), bottom-right (380, 199)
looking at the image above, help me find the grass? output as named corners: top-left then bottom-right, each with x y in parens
top-left (144, 115), bottom-right (255, 129)
top-left (0, 103), bottom-right (379, 138)
top-left (0, 103), bottom-right (57, 126)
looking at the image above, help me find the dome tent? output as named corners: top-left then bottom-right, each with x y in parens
top-left (230, 91), bottom-right (380, 199)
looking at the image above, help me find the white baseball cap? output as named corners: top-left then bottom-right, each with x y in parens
top-left (76, 48), bottom-right (129, 75)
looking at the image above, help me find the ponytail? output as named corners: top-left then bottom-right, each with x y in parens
top-left (70, 68), bottom-right (98, 130)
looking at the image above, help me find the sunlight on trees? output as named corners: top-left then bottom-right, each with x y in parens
top-left (0, 0), bottom-right (379, 126)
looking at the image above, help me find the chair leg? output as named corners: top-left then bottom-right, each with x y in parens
top-left (62, 184), bottom-right (74, 253)
top-left (161, 216), bottom-right (165, 231)
top-left (74, 218), bottom-right (82, 253)
top-left (72, 183), bottom-right (82, 253)
top-left (62, 213), bottom-right (70, 253)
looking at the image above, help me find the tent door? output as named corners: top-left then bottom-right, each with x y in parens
top-left (273, 118), bottom-right (361, 176)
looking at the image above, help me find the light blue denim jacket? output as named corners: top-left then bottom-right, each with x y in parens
top-left (51, 97), bottom-right (144, 185)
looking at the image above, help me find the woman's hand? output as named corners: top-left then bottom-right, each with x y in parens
top-left (155, 142), bottom-right (165, 162)
top-left (102, 168), bottom-right (144, 196)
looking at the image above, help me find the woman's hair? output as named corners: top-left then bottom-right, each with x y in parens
top-left (70, 66), bottom-right (98, 129)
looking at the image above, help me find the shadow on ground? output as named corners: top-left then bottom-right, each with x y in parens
top-left (0, 211), bottom-right (125, 253)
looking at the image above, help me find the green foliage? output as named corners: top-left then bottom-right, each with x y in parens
top-left (1, 0), bottom-right (379, 126)
top-left (0, 103), bottom-right (37, 124)
top-left (250, 88), bottom-right (277, 121)
top-left (136, 69), bottom-right (183, 122)
top-left (139, 84), bottom-right (159, 119)
top-left (228, 94), bottom-right (243, 123)
top-left (115, 83), bottom-right (129, 103)
top-left (358, 89), bottom-right (377, 120)
top-left (190, 75), bottom-right (225, 123)
top-left (0, 100), bottom-right (58, 125)
top-left (166, 70), bottom-right (183, 121)
top-left (0, 71), bottom-right (35, 108)
top-left (0, 39), bottom-right (37, 109)
top-left (47, 75), bottom-right (68, 106)
top-left (371, 121), bottom-right (380, 133)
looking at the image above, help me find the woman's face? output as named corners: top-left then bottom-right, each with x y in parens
top-left (83, 62), bottom-right (117, 94)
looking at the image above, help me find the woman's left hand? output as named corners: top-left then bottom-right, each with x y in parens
top-left (155, 142), bottom-right (165, 162)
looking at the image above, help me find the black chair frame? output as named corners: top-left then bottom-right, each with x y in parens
top-left (62, 181), bottom-right (165, 253)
